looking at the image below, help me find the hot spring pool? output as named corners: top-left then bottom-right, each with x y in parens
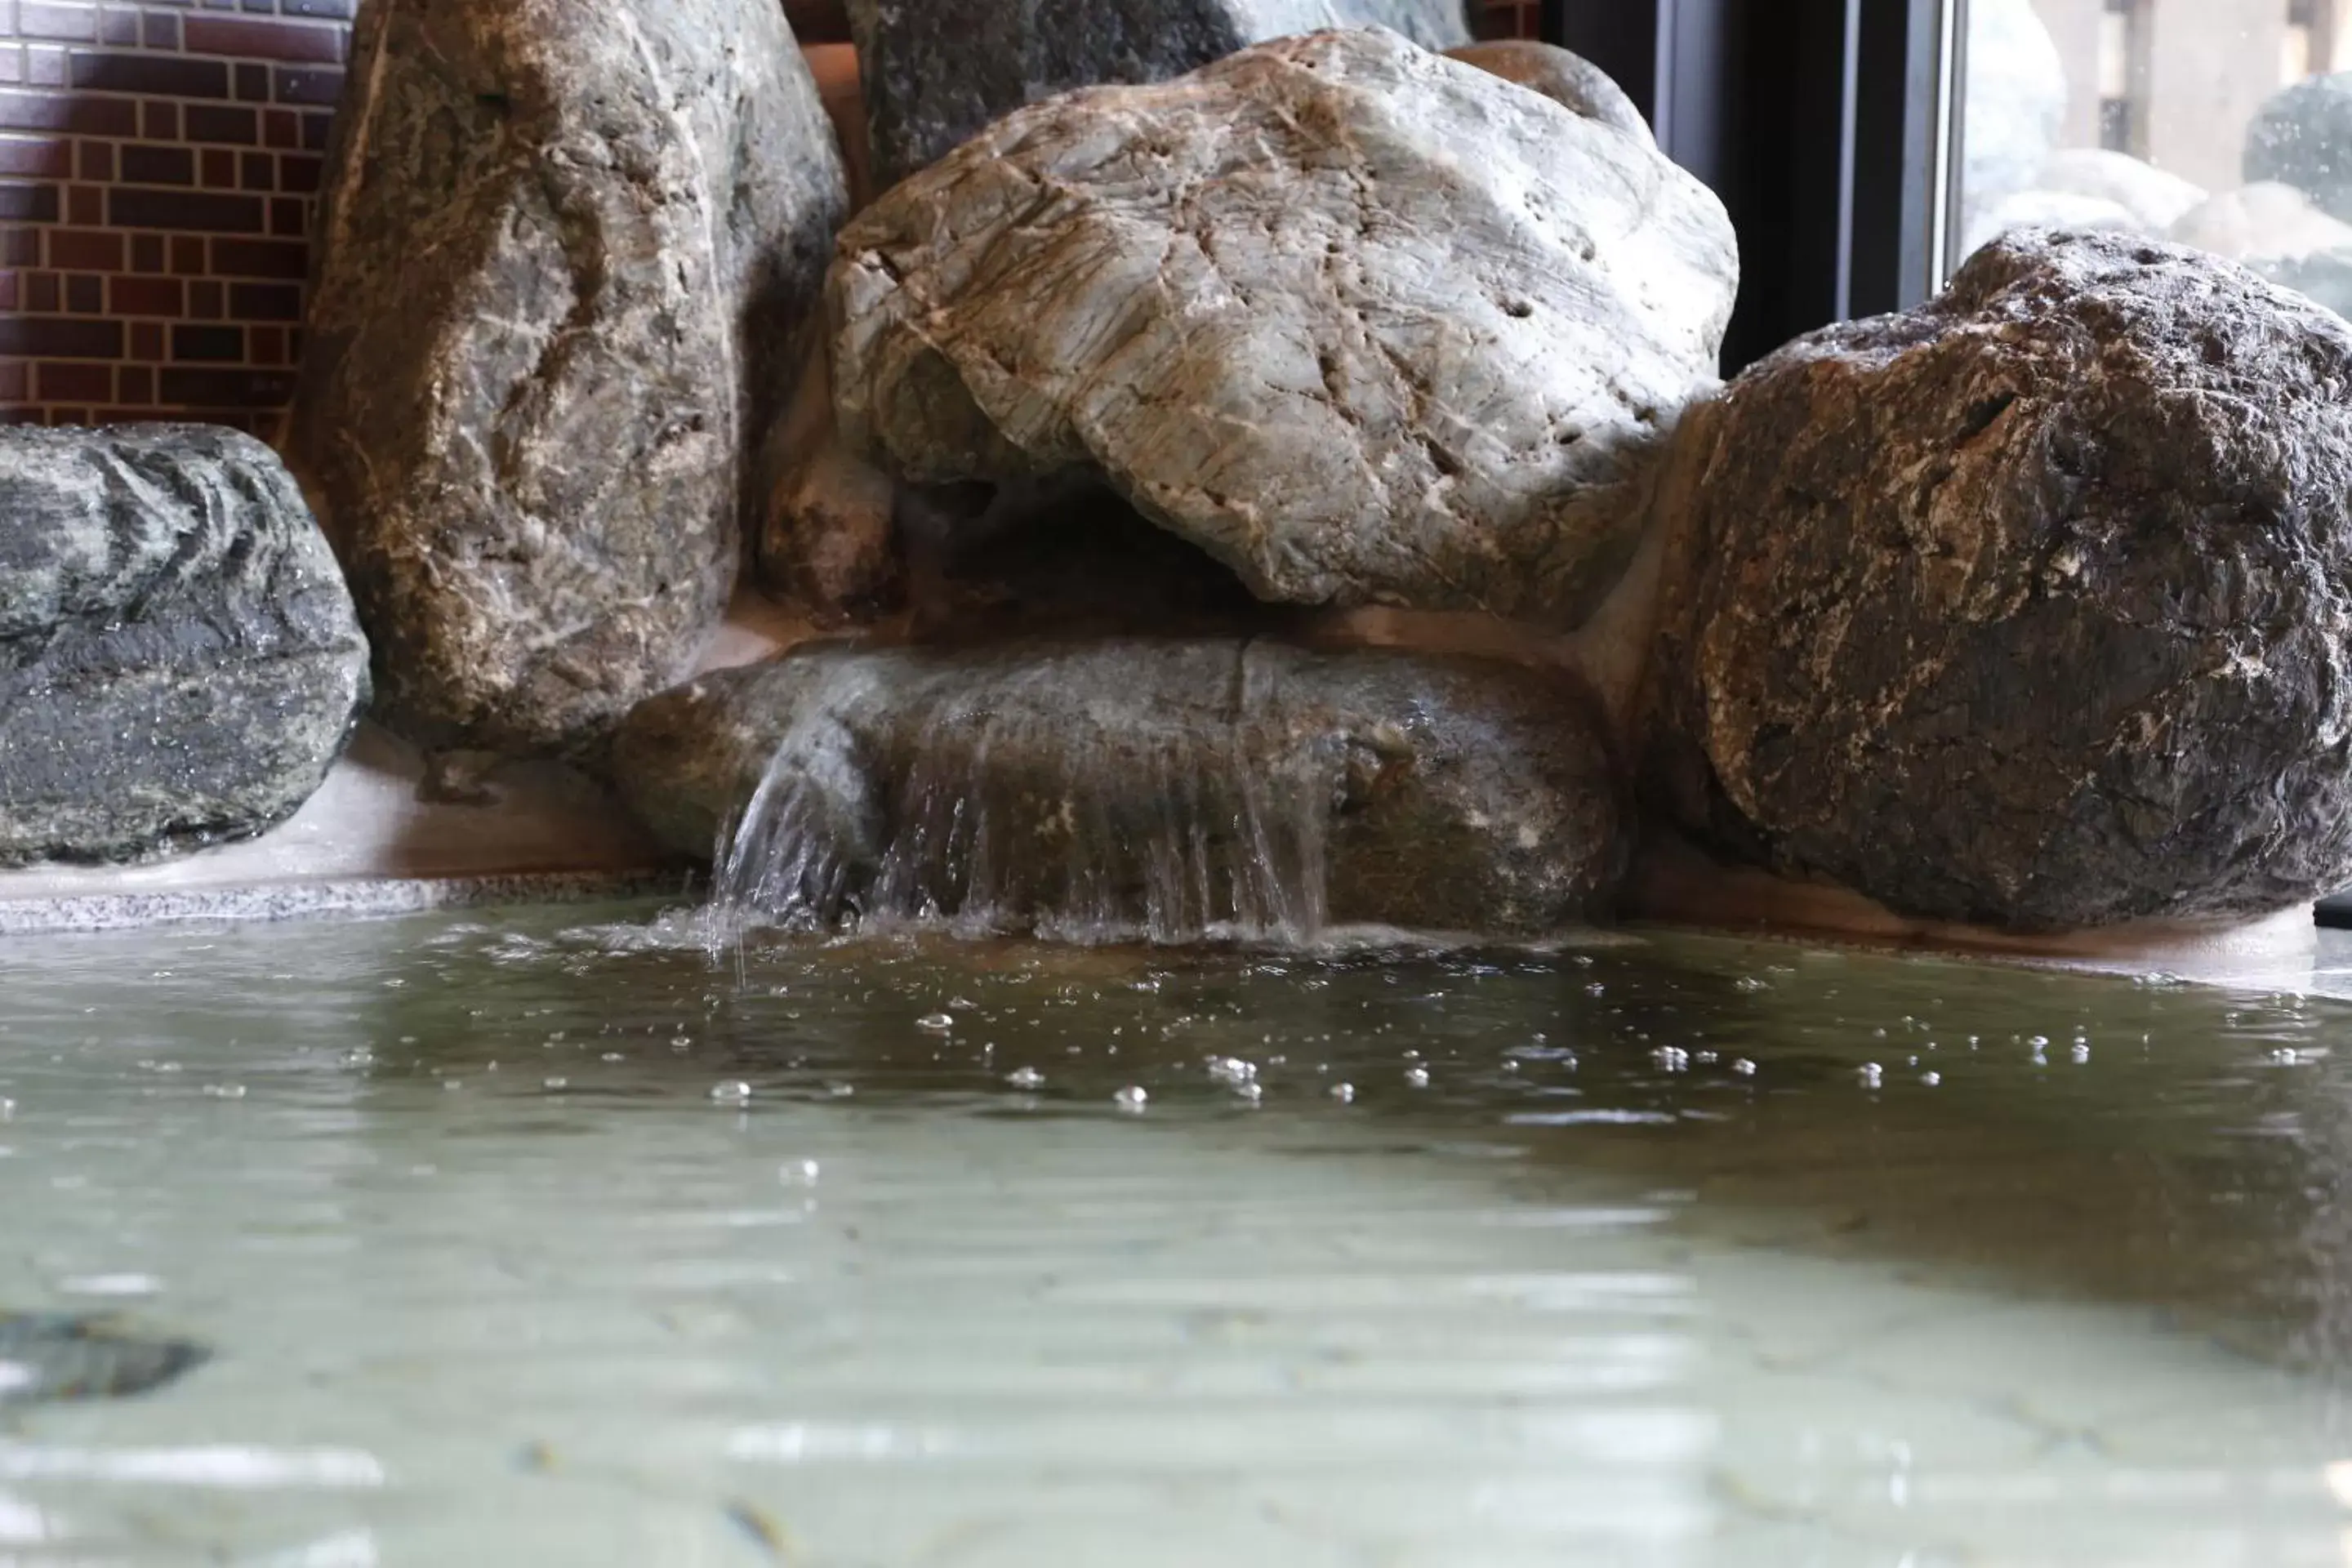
top-left (4, 905), bottom-right (2352, 1564)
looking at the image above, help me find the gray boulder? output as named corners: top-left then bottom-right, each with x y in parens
top-left (0, 426), bottom-right (369, 866)
top-left (290, 0), bottom-right (849, 760)
top-left (831, 29), bottom-right (1737, 626)
top-left (1447, 39), bottom-right (1646, 138)
top-left (612, 639), bottom-right (1625, 938)
top-left (2247, 72), bottom-right (2352, 225)
top-left (1643, 230), bottom-right (2352, 932)
top-left (848, 0), bottom-right (1472, 189)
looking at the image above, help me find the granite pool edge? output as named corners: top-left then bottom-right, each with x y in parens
top-left (0, 869), bottom-right (699, 936)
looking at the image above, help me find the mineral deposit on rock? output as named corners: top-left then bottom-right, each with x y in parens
top-left (0, 426), bottom-right (369, 866)
top-left (848, 0), bottom-right (1471, 189)
top-left (1644, 229), bottom-right (2352, 931)
top-left (290, 0), bottom-right (848, 758)
top-left (832, 29), bottom-right (1736, 626)
top-left (612, 639), bottom-right (1625, 936)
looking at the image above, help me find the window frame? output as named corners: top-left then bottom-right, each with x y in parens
top-left (1544, 0), bottom-right (1961, 368)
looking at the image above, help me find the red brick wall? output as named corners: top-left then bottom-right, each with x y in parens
top-left (1, 0), bottom-right (1535, 439)
top-left (0, 0), bottom-right (350, 439)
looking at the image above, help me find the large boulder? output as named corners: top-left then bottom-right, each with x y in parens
top-left (2247, 72), bottom-right (2352, 225)
top-left (1961, 0), bottom-right (2066, 226)
top-left (1446, 39), bottom-right (1646, 137)
top-left (289, 0), bottom-right (849, 760)
top-left (1642, 230), bottom-right (2352, 933)
top-left (0, 426), bottom-right (369, 866)
top-left (612, 639), bottom-right (1625, 937)
top-left (831, 29), bottom-right (1737, 626)
top-left (2170, 180), bottom-right (2352, 261)
top-left (847, 0), bottom-right (1472, 189)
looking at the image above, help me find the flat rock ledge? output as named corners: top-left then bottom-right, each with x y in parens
top-left (0, 425), bottom-right (369, 867)
top-left (291, 0), bottom-right (847, 760)
top-left (831, 28), bottom-right (1737, 627)
top-left (1643, 229), bottom-right (2352, 932)
top-left (611, 639), bottom-right (1625, 938)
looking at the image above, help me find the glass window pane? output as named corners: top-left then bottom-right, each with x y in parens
top-left (1959, 0), bottom-right (2352, 318)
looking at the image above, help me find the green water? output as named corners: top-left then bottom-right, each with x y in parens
top-left (1, 905), bottom-right (2350, 1564)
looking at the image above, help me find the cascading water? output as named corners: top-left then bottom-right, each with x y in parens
top-left (707, 646), bottom-right (1341, 945)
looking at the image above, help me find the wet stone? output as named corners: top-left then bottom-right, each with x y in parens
top-left (1644, 230), bottom-right (2352, 932)
top-left (0, 1313), bottom-right (209, 1405)
top-left (0, 425), bottom-right (369, 867)
top-left (847, 0), bottom-right (1472, 189)
top-left (610, 639), bottom-right (1626, 938)
top-left (290, 0), bottom-right (848, 759)
top-left (832, 29), bottom-right (1736, 626)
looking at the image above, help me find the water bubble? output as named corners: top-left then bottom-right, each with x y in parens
top-left (1858, 1062), bottom-right (1884, 1089)
top-left (1920, 1071), bottom-right (1942, 1087)
top-left (2270, 1046), bottom-right (2304, 1066)
top-left (1236, 1082), bottom-right (1263, 1105)
top-left (543, 1076), bottom-right (568, 1091)
top-left (1206, 1056), bottom-right (1257, 1086)
top-left (442, 1080), bottom-right (463, 1091)
top-left (782, 1160), bottom-right (820, 1185)
top-left (916, 1013), bottom-right (955, 1033)
top-left (1404, 1067), bottom-right (1431, 1089)
top-left (2069, 1042), bottom-right (2091, 1064)
top-left (601, 1052), bottom-right (625, 1063)
top-left (1007, 1067), bottom-right (1045, 1089)
top-left (1651, 1046), bottom-right (1690, 1072)
top-left (1330, 1083), bottom-right (1356, 1103)
top-left (1112, 1085), bottom-right (1149, 1113)
top-left (202, 1084), bottom-right (247, 1099)
top-left (1735, 976), bottom-right (1768, 993)
top-left (826, 1082), bottom-right (855, 1099)
top-left (710, 1080), bottom-right (753, 1105)
top-left (1731, 1058), bottom-right (1757, 1077)
top-left (2027, 1036), bottom-right (2050, 1049)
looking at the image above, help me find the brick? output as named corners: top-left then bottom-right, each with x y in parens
top-left (119, 144), bottom-right (194, 185)
top-left (300, 109), bottom-right (328, 149)
top-left (0, 180), bottom-right (56, 220)
top-left (64, 272), bottom-right (99, 313)
top-left (42, 409), bottom-right (88, 426)
top-left (142, 10), bottom-right (180, 49)
top-left (37, 362), bottom-right (110, 401)
top-left (129, 232), bottom-right (163, 272)
top-left (172, 323), bottom-right (243, 361)
top-left (64, 181), bottom-right (94, 222)
top-left (0, 91), bottom-right (138, 136)
top-left (23, 270), bottom-right (56, 310)
top-left (0, 272), bottom-right (13, 312)
top-left (71, 53), bottom-right (231, 99)
top-left (128, 320), bottom-right (162, 359)
top-left (16, 2), bottom-right (96, 41)
top-left (272, 64), bottom-right (341, 105)
top-left (96, 7), bottom-right (135, 45)
top-left (158, 365), bottom-right (292, 406)
top-left (201, 146), bottom-right (234, 185)
top-left (1, 229), bottom-right (38, 266)
top-left (185, 15), bottom-right (343, 62)
top-left (229, 278), bottom-right (297, 319)
top-left (263, 108), bottom-right (296, 148)
top-left (25, 47), bottom-right (64, 87)
top-left (283, 0), bottom-right (355, 17)
top-left (1, 408), bottom-right (47, 425)
top-left (240, 149), bottom-right (270, 189)
top-left (0, 364), bottom-right (24, 401)
top-left (75, 139), bottom-right (109, 181)
top-left (168, 234), bottom-right (202, 272)
top-left (109, 186), bottom-right (262, 232)
top-left (116, 364), bottom-right (152, 403)
top-left (47, 227), bottom-right (119, 270)
top-left (278, 151), bottom-right (318, 192)
top-left (183, 104), bottom-right (256, 145)
top-left (141, 100), bottom-right (176, 140)
top-left (269, 193), bottom-right (301, 234)
top-left (0, 316), bottom-right (119, 356)
top-left (110, 274), bottom-right (181, 315)
top-left (234, 60), bottom-right (266, 101)
top-left (189, 277), bottom-right (220, 317)
top-left (209, 234), bottom-right (301, 278)
top-left (248, 323), bottom-right (283, 364)
top-left (0, 136), bottom-right (69, 176)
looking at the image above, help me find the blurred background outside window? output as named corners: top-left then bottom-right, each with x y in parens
top-left (1964, 0), bottom-right (2352, 315)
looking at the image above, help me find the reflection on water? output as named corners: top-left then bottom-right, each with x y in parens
top-left (2, 906), bottom-right (2352, 1561)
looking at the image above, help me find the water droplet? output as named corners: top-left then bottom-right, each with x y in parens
top-left (601, 1052), bottom-right (625, 1063)
top-left (782, 1160), bottom-right (820, 1185)
top-left (826, 1082), bottom-right (855, 1098)
top-left (1112, 1085), bottom-right (1148, 1113)
top-left (1731, 1058), bottom-right (1757, 1076)
top-left (1651, 1046), bottom-right (1690, 1072)
top-left (543, 1076), bottom-right (568, 1091)
top-left (916, 1013), bottom-right (955, 1033)
top-left (1858, 1062), bottom-right (1884, 1089)
top-left (710, 1080), bottom-right (753, 1105)
top-left (2069, 1042), bottom-right (2091, 1064)
top-left (202, 1084), bottom-right (246, 1099)
top-left (1920, 1071), bottom-right (1942, 1087)
top-left (1235, 1082), bottom-right (1263, 1104)
top-left (1206, 1056), bottom-right (1257, 1085)
top-left (1007, 1067), bottom-right (1045, 1089)
top-left (1405, 1067), bottom-right (1431, 1088)
top-left (1330, 1082), bottom-right (1356, 1102)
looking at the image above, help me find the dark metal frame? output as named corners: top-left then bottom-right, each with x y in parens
top-left (1544, 0), bottom-right (1957, 370)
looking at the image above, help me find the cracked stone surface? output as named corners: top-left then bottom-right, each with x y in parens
top-left (0, 425), bottom-right (369, 867)
top-left (846, 0), bottom-right (1472, 190)
top-left (289, 0), bottom-right (848, 760)
top-left (1642, 229), bottom-right (2352, 932)
top-left (612, 639), bottom-right (1626, 936)
top-left (831, 29), bottom-right (1736, 626)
